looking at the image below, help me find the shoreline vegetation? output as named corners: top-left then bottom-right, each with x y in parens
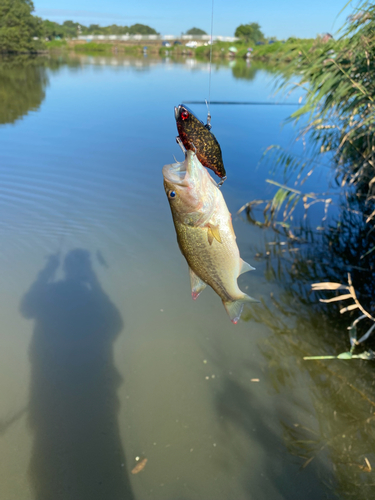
top-left (41, 38), bottom-right (325, 65)
top-left (240, 0), bottom-right (375, 360)
top-left (1, 1), bottom-right (329, 62)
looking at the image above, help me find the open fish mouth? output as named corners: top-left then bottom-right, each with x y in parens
top-left (162, 159), bottom-right (188, 186)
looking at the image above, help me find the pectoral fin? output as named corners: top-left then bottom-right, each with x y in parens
top-left (207, 224), bottom-right (222, 245)
top-left (239, 258), bottom-right (255, 276)
top-left (189, 267), bottom-right (207, 300)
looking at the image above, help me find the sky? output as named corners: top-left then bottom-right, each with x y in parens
top-left (33, 0), bottom-right (355, 39)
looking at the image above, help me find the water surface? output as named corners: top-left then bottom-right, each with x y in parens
top-left (0, 54), bottom-right (374, 500)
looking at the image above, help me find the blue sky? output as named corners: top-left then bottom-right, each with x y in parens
top-left (33, 0), bottom-right (354, 39)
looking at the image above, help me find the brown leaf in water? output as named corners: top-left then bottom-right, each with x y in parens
top-left (131, 457), bottom-right (148, 474)
top-left (302, 456), bottom-right (315, 468)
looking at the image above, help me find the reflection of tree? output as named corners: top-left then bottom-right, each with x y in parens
top-left (214, 377), bottom-right (333, 499)
top-left (231, 60), bottom-right (281, 81)
top-left (21, 249), bottom-right (134, 500)
top-left (231, 59), bottom-right (258, 81)
top-left (241, 192), bottom-right (375, 499)
top-left (0, 56), bottom-right (47, 124)
top-left (0, 55), bottom-right (82, 125)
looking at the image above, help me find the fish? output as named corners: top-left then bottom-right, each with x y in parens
top-left (131, 457), bottom-right (148, 474)
top-left (163, 150), bottom-right (257, 324)
top-left (174, 104), bottom-right (226, 179)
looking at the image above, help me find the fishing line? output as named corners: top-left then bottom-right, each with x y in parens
top-left (206, 0), bottom-right (214, 129)
top-left (185, 101), bottom-right (301, 106)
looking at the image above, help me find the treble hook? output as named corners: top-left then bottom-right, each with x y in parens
top-left (176, 136), bottom-right (186, 154)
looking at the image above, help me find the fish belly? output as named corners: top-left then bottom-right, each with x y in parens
top-left (174, 219), bottom-right (241, 302)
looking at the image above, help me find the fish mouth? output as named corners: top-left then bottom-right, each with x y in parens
top-left (162, 158), bottom-right (187, 186)
top-left (174, 106), bottom-right (180, 121)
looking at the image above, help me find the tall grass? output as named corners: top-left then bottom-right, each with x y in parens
top-left (259, 1), bottom-right (375, 224)
top-left (243, 1), bottom-right (375, 356)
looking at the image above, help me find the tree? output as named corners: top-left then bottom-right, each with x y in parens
top-left (0, 0), bottom-right (43, 52)
top-left (62, 20), bottom-right (81, 38)
top-left (186, 27), bottom-right (207, 35)
top-left (41, 19), bottom-right (64, 40)
top-left (102, 24), bottom-right (130, 35)
top-left (127, 23), bottom-right (158, 35)
top-left (234, 22), bottom-right (264, 43)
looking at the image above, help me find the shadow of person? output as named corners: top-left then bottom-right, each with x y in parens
top-left (21, 249), bottom-right (134, 500)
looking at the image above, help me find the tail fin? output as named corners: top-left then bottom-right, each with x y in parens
top-left (223, 294), bottom-right (259, 324)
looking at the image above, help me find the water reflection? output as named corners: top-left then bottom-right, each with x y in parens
top-left (21, 249), bottom-right (134, 500)
top-left (215, 377), bottom-right (333, 499)
top-left (242, 191), bottom-right (375, 498)
top-left (0, 56), bottom-right (48, 125)
top-left (0, 55), bottom-right (83, 125)
top-left (231, 59), bottom-right (258, 81)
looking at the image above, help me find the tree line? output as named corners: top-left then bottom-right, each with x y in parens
top-left (0, 0), bottom-right (266, 53)
top-left (42, 20), bottom-right (159, 39)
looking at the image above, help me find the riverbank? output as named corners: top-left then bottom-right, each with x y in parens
top-left (47, 37), bottom-right (334, 63)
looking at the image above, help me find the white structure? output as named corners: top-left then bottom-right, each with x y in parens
top-left (77, 35), bottom-right (239, 42)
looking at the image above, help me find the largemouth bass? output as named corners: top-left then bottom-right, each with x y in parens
top-left (163, 150), bottom-right (257, 324)
top-left (174, 104), bottom-right (226, 179)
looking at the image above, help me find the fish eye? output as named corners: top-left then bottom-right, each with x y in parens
top-left (181, 109), bottom-right (189, 120)
top-left (168, 190), bottom-right (176, 199)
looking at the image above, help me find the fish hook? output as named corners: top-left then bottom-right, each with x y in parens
top-left (218, 176), bottom-right (227, 188)
top-left (176, 136), bottom-right (186, 154)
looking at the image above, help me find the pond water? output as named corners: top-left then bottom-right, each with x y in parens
top-left (0, 54), bottom-right (374, 500)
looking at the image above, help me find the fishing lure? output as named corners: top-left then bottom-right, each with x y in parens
top-left (174, 104), bottom-right (226, 181)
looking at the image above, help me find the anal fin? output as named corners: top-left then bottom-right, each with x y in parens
top-left (223, 294), bottom-right (259, 324)
top-left (189, 267), bottom-right (207, 300)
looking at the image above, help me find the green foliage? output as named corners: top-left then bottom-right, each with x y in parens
top-left (195, 40), bottom-right (247, 59)
top-left (234, 22), bottom-right (264, 43)
top-left (244, 1), bottom-right (375, 355)
top-left (39, 20), bottom-right (159, 39)
top-left (185, 27), bottom-right (207, 35)
top-left (41, 19), bottom-right (64, 40)
top-left (252, 39), bottom-right (315, 62)
top-left (61, 20), bottom-right (80, 38)
top-left (267, 1), bottom-right (375, 219)
top-left (90, 24), bottom-right (128, 35)
top-left (0, 0), bottom-right (44, 53)
top-left (74, 43), bottom-right (113, 53)
top-left (44, 39), bottom-right (67, 49)
top-left (127, 23), bottom-right (158, 35)
top-left (249, 1), bottom-right (375, 234)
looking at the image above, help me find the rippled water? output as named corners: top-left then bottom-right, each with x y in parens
top-left (0, 54), bottom-right (374, 500)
